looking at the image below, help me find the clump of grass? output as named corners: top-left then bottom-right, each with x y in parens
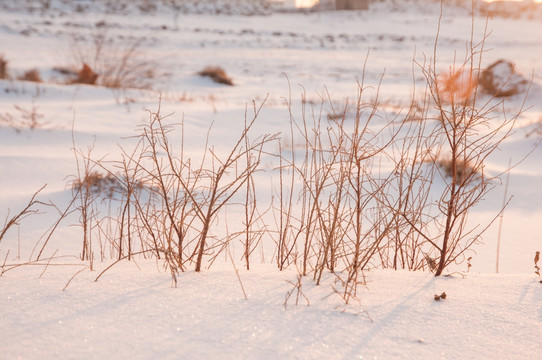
top-left (73, 63), bottom-right (98, 85)
top-left (198, 66), bottom-right (234, 86)
top-left (437, 68), bottom-right (477, 104)
top-left (19, 69), bottom-right (42, 82)
top-left (72, 170), bottom-right (149, 200)
top-left (438, 157), bottom-right (479, 183)
top-left (69, 30), bottom-right (159, 90)
top-left (0, 55), bottom-right (7, 79)
top-left (72, 171), bottom-right (122, 198)
top-left (326, 113), bottom-right (344, 121)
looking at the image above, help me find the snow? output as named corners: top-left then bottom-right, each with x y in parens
top-left (1, 262), bottom-right (541, 359)
top-left (0, 262), bottom-right (542, 359)
top-left (1, 1), bottom-right (541, 359)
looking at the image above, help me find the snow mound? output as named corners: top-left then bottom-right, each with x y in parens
top-left (480, 59), bottom-right (529, 97)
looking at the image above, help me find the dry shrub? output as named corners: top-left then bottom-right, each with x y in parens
top-left (0, 55), bottom-right (7, 79)
top-left (69, 29), bottom-right (157, 89)
top-left (1, 104), bottom-right (45, 130)
top-left (403, 9), bottom-right (525, 277)
top-left (19, 68), bottom-right (42, 82)
top-left (198, 66), bottom-right (234, 86)
top-left (402, 99), bottom-right (427, 122)
top-left (21, 8), bottom-right (524, 290)
top-left (73, 63), bottom-right (98, 85)
top-left (72, 171), bottom-right (124, 198)
top-left (326, 113), bottom-right (344, 121)
top-left (438, 157), bottom-right (479, 183)
top-left (0, 185), bottom-right (45, 247)
top-left (438, 68), bottom-right (477, 104)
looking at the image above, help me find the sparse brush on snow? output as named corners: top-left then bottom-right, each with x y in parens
top-left (0, 103), bottom-right (46, 131)
top-left (0, 185), bottom-right (46, 248)
top-left (2, 3), bottom-right (542, 359)
top-left (2, 3), bottom-right (533, 300)
top-left (45, 24), bottom-right (526, 287)
top-left (68, 28), bottom-right (157, 89)
top-left (274, 73), bottom-right (404, 301)
top-left (64, 96), bottom-right (278, 279)
top-left (402, 11), bottom-right (527, 276)
top-left (14, 104), bottom-right (45, 129)
top-left (198, 66), bottom-right (234, 86)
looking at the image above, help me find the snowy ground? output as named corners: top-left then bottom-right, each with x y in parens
top-left (1, 1), bottom-right (541, 359)
top-left (2, 262), bottom-right (541, 359)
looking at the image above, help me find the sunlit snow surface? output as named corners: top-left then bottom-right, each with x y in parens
top-left (1, 262), bottom-right (541, 359)
top-left (1, 1), bottom-right (541, 358)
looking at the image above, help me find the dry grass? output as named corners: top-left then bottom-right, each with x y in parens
top-left (19, 68), bottom-right (42, 82)
top-left (71, 170), bottom-right (146, 199)
top-left (1, 104), bottom-right (46, 131)
top-left (69, 29), bottom-right (158, 89)
top-left (0, 185), bottom-right (46, 247)
top-left (0, 55), bottom-right (7, 79)
top-left (73, 63), bottom-right (98, 85)
top-left (198, 66), bottom-right (234, 86)
top-left (437, 157), bottom-right (479, 182)
top-left (65, 96), bottom-right (277, 276)
top-left (3, 8), bottom-right (527, 304)
top-left (437, 68), bottom-right (477, 104)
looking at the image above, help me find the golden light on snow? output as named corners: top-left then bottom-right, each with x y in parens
top-left (490, 0), bottom-right (540, 1)
top-left (295, 0), bottom-right (319, 8)
top-left (291, 0), bottom-right (542, 8)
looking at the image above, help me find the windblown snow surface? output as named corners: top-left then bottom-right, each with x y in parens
top-left (1, 1), bottom-right (541, 359)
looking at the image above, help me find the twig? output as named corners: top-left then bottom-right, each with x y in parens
top-left (496, 159), bottom-right (511, 273)
top-left (227, 246), bottom-right (248, 300)
top-left (63, 267), bottom-right (88, 291)
top-left (39, 249), bottom-right (58, 279)
top-left (94, 249), bottom-right (152, 282)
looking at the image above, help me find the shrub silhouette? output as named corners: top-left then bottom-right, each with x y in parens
top-left (198, 66), bottom-right (234, 86)
top-left (74, 63), bottom-right (98, 85)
